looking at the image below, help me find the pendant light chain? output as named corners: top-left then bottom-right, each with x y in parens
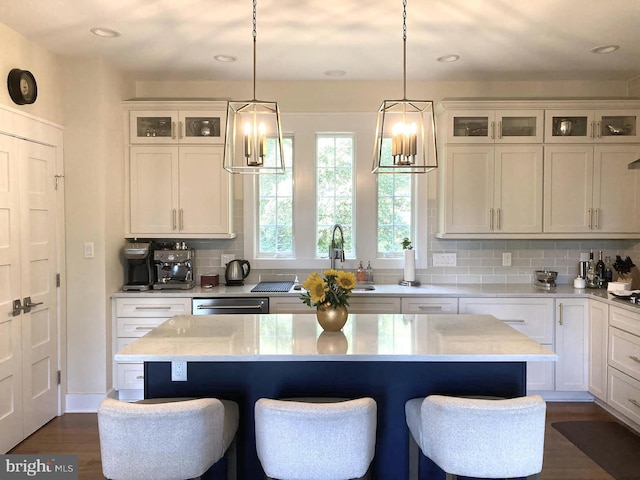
top-left (252, 0), bottom-right (257, 101)
top-left (402, 0), bottom-right (407, 100)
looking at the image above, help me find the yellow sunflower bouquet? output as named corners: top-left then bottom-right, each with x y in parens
top-left (300, 269), bottom-right (357, 309)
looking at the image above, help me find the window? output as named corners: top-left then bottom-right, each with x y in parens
top-left (377, 173), bottom-right (413, 255)
top-left (244, 112), bottom-right (428, 271)
top-left (315, 134), bottom-right (354, 258)
top-left (257, 136), bottom-right (293, 256)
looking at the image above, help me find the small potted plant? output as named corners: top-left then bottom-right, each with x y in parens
top-left (300, 269), bottom-right (357, 331)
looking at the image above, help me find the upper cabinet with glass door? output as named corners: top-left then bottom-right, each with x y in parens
top-left (128, 103), bottom-right (227, 145)
top-left (545, 109), bottom-right (639, 143)
top-left (443, 109), bottom-right (544, 144)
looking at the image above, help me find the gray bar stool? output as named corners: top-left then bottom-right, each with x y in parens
top-left (405, 394), bottom-right (546, 480)
top-left (98, 397), bottom-right (239, 480)
top-left (255, 397), bottom-right (377, 480)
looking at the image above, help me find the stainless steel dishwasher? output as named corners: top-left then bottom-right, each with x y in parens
top-left (192, 297), bottom-right (269, 315)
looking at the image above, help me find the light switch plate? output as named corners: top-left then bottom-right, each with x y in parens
top-left (433, 253), bottom-right (457, 267)
top-left (502, 252), bottom-right (512, 266)
top-left (83, 242), bottom-right (95, 259)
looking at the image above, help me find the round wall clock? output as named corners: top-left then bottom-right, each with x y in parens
top-left (7, 68), bottom-right (37, 105)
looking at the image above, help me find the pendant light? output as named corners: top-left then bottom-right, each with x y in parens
top-left (223, 0), bottom-right (285, 174)
top-left (372, 0), bottom-right (438, 174)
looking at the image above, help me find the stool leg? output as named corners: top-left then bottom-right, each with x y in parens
top-left (445, 474), bottom-right (457, 480)
top-left (408, 432), bottom-right (419, 480)
top-left (226, 439), bottom-right (237, 480)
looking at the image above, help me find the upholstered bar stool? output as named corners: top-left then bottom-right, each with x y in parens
top-left (98, 397), bottom-right (239, 480)
top-left (405, 394), bottom-right (546, 480)
top-left (255, 397), bottom-right (377, 480)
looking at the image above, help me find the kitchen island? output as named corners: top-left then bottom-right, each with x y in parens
top-left (116, 313), bottom-right (557, 480)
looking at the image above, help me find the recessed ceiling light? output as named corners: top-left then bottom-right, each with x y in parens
top-left (214, 55), bottom-right (237, 63)
top-left (324, 70), bottom-right (346, 77)
top-left (437, 54), bottom-right (460, 63)
top-left (590, 45), bottom-right (619, 54)
top-left (90, 27), bottom-right (121, 38)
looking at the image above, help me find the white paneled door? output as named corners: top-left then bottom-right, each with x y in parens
top-left (0, 134), bottom-right (58, 453)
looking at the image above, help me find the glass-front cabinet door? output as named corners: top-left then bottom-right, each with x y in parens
top-left (445, 109), bottom-right (543, 143)
top-left (545, 110), bottom-right (640, 143)
top-left (129, 110), bottom-right (227, 144)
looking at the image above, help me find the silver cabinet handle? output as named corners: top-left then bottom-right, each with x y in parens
top-left (629, 398), bottom-right (640, 409)
top-left (629, 355), bottom-right (640, 364)
top-left (590, 121), bottom-right (595, 138)
top-left (172, 209), bottom-right (177, 230)
top-left (172, 122), bottom-right (177, 139)
top-left (135, 326), bottom-right (155, 331)
top-left (497, 121), bottom-right (502, 139)
top-left (490, 121), bottom-right (495, 139)
top-left (558, 302), bottom-right (563, 325)
top-left (490, 208), bottom-right (494, 230)
top-left (596, 121), bottom-right (601, 138)
top-left (501, 319), bottom-right (526, 323)
top-left (180, 208), bottom-right (184, 230)
top-left (418, 305), bottom-right (443, 311)
top-left (179, 121), bottom-right (184, 139)
top-left (496, 208), bottom-right (501, 230)
top-left (135, 306), bottom-right (171, 310)
top-left (587, 208), bottom-right (593, 229)
top-left (196, 304), bottom-right (265, 310)
top-left (595, 208), bottom-right (600, 230)
top-left (136, 375), bottom-right (144, 380)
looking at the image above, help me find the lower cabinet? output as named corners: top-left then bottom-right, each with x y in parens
top-left (588, 299), bottom-right (608, 401)
top-left (269, 296), bottom-right (401, 314)
top-left (555, 298), bottom-right (589, 392)
top-left (112, 297), bottom-right (191, 401)
top-left (458, 297), bottom-right (555, 392)
top-left (401, 297), bottom-right (458, 314)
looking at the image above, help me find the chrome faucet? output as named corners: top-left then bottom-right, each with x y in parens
top-left (329, 224), bottom-right (345, 270)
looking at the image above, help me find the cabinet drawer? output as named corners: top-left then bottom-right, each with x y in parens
top-left (609, 327), bottom-right (640, 380)
top-left (117, 363), bottom-right (145, 390)
top-left (116, 297), bottom-right (190, 317)
top-left (348, 297), bottom-right (401, 314)
top-left (401, 297), bottom-right (458, 314)
top-left (610, 306), bottom-right (640, 337)
top-left (458, 298), bottom-right (554, 343)
top-left (608, 367), bottom-right (640, 426)
top-left (117, 317), bottom-right (167, 338)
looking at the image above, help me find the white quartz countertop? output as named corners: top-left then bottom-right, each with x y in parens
top-left (114, 313), bottom-right (558, 363)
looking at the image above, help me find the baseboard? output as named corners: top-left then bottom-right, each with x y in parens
top-left (65, 389), bottom-right (116, 413)
top-left (534, 390), bottom-right (594, 402)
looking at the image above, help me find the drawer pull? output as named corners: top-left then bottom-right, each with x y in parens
top-left (136, 375), bottom-right (144, 380)
top-left (629, 398), bottom-right (640, 409)
top-left (629, 355), bottom-right (640, 364)
top-left (135, 326), bottom-right (155, 331)
top-left (135, 306), bottom-right (172, 310)
top-left (418, 305), bottom-right (443, 310)
top-left (501, 319), bottom-right (526, 323)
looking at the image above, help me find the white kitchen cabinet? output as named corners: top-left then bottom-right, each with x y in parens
top-left (439, 145), bottom-right (543, 235)
top-left (442, 108), bottom-right (544, 144)
top-left (555, 299), bottom-right (589, 392)
top-left (112, 297), bottom-right (191, 401)
top-left (269, 296), bottom-right (401, 314)
top-left (607, 306), bottom-right (640, 427)
top-left (588, 299), bottom-right (608, 401)
top-left (458, 298), bottom-right (555, 391)
top-left (545, 109), bottom-right (640, 144)
top-left (401, 297), bottom-right (458, 314)
top-left (543, 145), bottom-right (640, 234)
top-left (129, 108), bottom-right (226, 145)
top-left (127, 145), bottom-right (234, 238)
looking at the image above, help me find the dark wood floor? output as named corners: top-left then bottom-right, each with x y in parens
top-left (8, 402), bottom-right (628, 479)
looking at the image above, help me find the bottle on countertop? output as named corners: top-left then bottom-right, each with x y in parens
top-left (586, 250), bottom-right (598, 288)
top-left (596, 251), bottom-right (605, 287)
top-left (604, 256), bottom-right (613, 284)
top-left (365, 261), bottom-right (374, 283)
top-left (356, 261), bottom-right (366, 282)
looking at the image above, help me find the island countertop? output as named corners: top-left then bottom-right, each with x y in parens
top-left (115, 313), bottom-right (557, 363)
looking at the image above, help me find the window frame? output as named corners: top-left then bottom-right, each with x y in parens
top-left (243, 112), bottom-right (430, 271)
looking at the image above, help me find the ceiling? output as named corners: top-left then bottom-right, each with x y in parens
top-left (2, 0), bottom-right (640, 82)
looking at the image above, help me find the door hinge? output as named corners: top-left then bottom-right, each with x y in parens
top-left (56, 273), bottom-right (60, 287)
top-left (54, 174), bottom-right (64, 190)
top-left (57, 370), bottom-right (61, 385)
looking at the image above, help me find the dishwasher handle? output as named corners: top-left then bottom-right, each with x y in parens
top-left (196, 303), bottom-right (265, 311)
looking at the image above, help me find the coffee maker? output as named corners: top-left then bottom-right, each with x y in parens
top-left (122, 241), bottom-right (154, 291)
top-left (153, 243), bottom-right (195, 290)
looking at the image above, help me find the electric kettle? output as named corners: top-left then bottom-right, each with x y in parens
top-left (225, 259), bottom-right (251, 286)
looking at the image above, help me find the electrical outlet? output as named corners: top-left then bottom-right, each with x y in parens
top-left (502, 252), bottom-right (512, 267)
top-left (171, 361), bottom-right (187, 381)
top-left (221, 253), bottom-right (235, 267)
top-left (433, 253), bottom-right (457, 267)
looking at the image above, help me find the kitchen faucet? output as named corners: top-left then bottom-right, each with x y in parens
top-left (329, 224), bottom-right (345, 270)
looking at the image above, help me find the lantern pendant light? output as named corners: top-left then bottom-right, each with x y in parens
top-left (372, 0), bottom-right (438, 174)
top-left (223, 0), bottom-right (285, 174)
